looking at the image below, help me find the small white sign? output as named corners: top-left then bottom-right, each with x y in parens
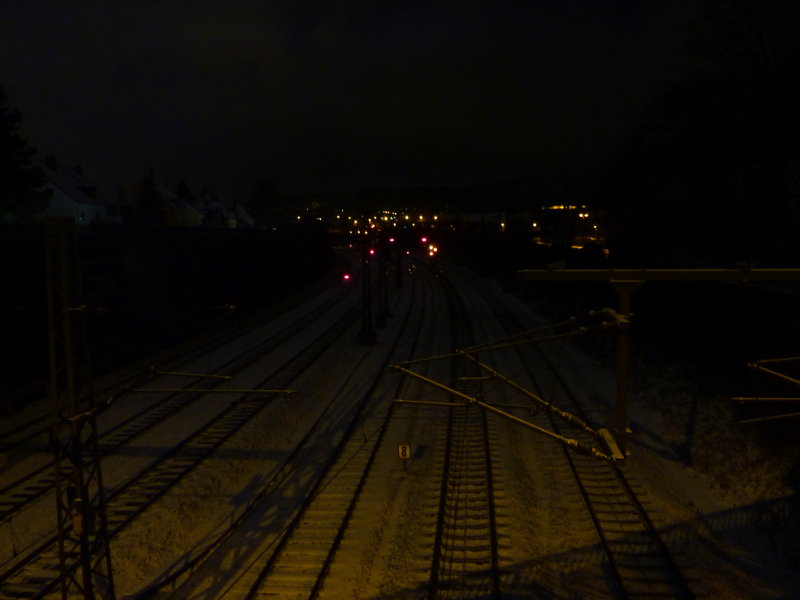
top-left (397, 444), bottom-right (411, 460)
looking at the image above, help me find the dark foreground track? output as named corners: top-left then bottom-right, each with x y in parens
top-left (426, 273), bottom-right (504, 600)
top-left (462, 264), bottom-right (697, 599)
top-left (0, 283), bottom-right (361, 598)
top-left (1, 256), bottom-right (709, 599)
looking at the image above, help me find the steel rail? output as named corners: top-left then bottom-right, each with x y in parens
top-left (0, 277), bottom-right (353, 459)
top-left (0, 414), bottom-right (51, 455)
top-left (0, 294), bottom-right (362, 598)
top-left (427, 272), bottom-right (503, 600)
top-left (476, 283), bottom-right (696, 599)
top-left (518, 266), bottom-right (800, 283)
top-left (0, 286), bottom-right (352, 534)
top-left (135, 258), bottom-right (417, 599)
top-left (240, 271), bottom-right (423, 599)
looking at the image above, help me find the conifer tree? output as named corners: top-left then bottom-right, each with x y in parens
top-left (0, 85), bottom-right (49, 221)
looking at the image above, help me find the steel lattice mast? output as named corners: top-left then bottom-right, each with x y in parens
top-left (46, 218), bottom-right (115, 600)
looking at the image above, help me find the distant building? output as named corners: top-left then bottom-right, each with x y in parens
top-left (157, 185), bottom-right (204, 227)
top-left (459, 211), bottom-right (507, 233)
top-left (197, 190), bottom-right (254, 229)
top-left (531, 203), bottom-right (606, 252)
top-left (139, 184), bottom-right (255, 228)
top-left (39, 156), bottom-right (123, 225)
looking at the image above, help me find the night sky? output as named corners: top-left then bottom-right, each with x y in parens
top-left (1, 2), bottom-right (697, 197)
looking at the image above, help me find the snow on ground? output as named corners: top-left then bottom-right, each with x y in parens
top-left (544, 299), bottom-right (800, 598)
top-left (2, 260), bottom-right (798, 599)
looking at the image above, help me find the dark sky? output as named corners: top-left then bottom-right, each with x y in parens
top-left (1, 1), bottom-right (698, 197)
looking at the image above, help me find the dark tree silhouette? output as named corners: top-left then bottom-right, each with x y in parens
top-left (176, 179), bottom-right (193, 200)
top-left (0, 85), bottom-right (49, 221)
top-left (247, 177), bottom-right (286, 228)
top-left (137, 169), bottom-right (163, 225)
top-left (600, 0), bottom-right (800, 267)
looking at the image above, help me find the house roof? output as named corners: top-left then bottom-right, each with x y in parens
top-left (39, 156), bottom-right (107, 206)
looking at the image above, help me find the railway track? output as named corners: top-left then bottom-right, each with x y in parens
top-left (0, 275), bottom-right (362, 598)
top-left (0, 280), bottom-right (355, 515)
top-left (241, 352), bottom-right (409, 598)
top-left (0, 415), bottom-right (50, 456)
top-left (430, 398), bottom-right (503, 600)
top-left (1, 255), bottom-right (715, 598)
top-left (423, 272), bottom-right (506, 600)
top-left (529, 338), bottom-right (697, 599)
top-left (460, 264), bottom-right (698, 599)
top-left (136, 258), bottom-right (426, 599)
top-left (0, 274), bottom-right (354, 460)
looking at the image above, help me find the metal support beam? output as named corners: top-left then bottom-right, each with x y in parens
top-left (747, 362), bottom-right (800, 388)
top-left (132, 388), bottom-right (296, 394)
top-left (610, 280), bottom-right (640, 455)
top-left (392, 364), bottom-right (614, 461)
top-left (459, 353), bottom-right (598, 437)
top-left (517, 265), bottom-right (800, 456)
top-left (151, 369), bottom-right (232, 380)
top-left (733, 397), bottom-right (800, 402)
top-left (518, 266), bottom-right (800, 283)
top-left (734, 359), bottom-right (800, 422)
top-left (740, 412), bottom-right (800, 423)
top-left (46, 219), bottom-right (115, 600)
top-left (395, 241), bottom-right (404, 288)
top-left (376, 231), bottom-right (392, 327)
top-left (359, 238), bottom-right (376, 344)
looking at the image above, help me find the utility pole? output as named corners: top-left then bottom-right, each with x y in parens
top-left (395, 239), bottom-right (404, 289)
top-left (376, 230), bottom-right (392, 327)
top-left (359, 235), bottom-right (376, 344)
top-left (519, 266), bottom-right (800, 455)
top-left (46, 219), bottom-right (115, 600)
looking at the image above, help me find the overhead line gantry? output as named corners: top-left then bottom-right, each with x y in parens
top-left (518, 265), bottom-right (800, 453)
